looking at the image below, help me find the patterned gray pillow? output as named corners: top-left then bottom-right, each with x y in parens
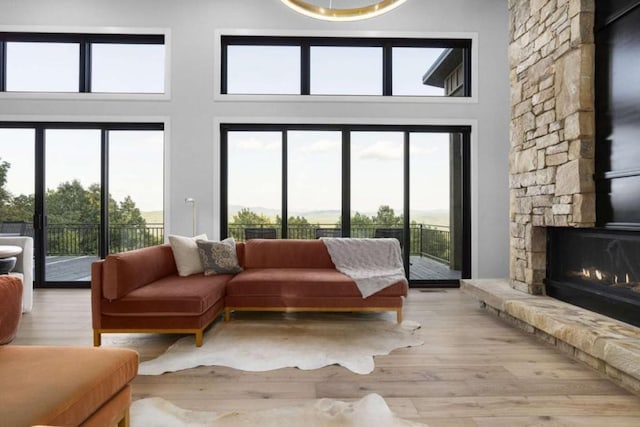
top-left (196, 237), bottom-right (243, 275)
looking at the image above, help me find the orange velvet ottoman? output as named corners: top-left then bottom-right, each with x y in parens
top-left (0, 275), bottom-right (23, 345)
top-left (0, 346), bottom-right (138, 427)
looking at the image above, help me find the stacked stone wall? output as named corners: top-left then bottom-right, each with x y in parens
top-left (509, 0), bottom-right (596, 294)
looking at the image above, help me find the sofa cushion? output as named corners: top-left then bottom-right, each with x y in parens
top-left (0, 345), bottom-right (138, 427)
top-left (103, 244), bottom-right (177, 300)
top-left (169, 233), bottom-right (208, 276)
top-left (196, 237), bottom-right (243, 275)
top-left (227, 268), bottom-right (407, 298)
top-left (102, 273), bottom-right (231, 316)
top-left (243, 239), bottom-right (335, 269)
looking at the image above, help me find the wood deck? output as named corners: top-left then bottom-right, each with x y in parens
top-left (13, 288), bottom-right (640, 426)
top-left (409, 256), bottom-right (461, 281)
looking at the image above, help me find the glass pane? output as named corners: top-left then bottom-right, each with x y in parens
top-left (350, 132), bottom-right (404, 244)
top-left (226, 45), bottom-right (300, 94)
top-left (288, 131), bottom-right (341, 239)
top-left (311, 46), bottom-right (382, 95)
top-left (92, 44), bottom-right (165, 93)
top-left (108, 130), bottom-right (164, 253)
top-left (407, 47), bottom-right (466, 97)
top-left (45, 129), bottom-right (101, 281)
top-left (393, 47), bottom-right (447, 96)
top-left (409, 132), bottom-right (462, 280)
top-left (0, 129), bottom-right (35, 235)
top-left (227, 132), bottom-right (282, 240)
top-left (6, 42), bottom-right (79, 92)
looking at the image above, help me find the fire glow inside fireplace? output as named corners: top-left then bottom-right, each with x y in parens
top-left (546, 228), bottom-right (640, 326)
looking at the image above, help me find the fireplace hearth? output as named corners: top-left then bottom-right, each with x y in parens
top-left (547, 228), bottom-right (640, 327)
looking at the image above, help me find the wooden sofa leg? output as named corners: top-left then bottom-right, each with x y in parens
top-left (195, 330), bottom-right (203, 347)
top-left (396, 309), bottom-right (403, 324)
top-left (93, 330), bottom-right (102, 347)
top-left (118, 408), bottom-right (130, 427)
top-left (224, 308), bottom-right (231, 322)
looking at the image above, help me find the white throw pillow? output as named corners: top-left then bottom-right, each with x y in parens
top-left (168, 234), bottom-right (208, 276)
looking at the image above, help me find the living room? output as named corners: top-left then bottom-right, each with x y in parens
top-left (1, 0), bottom-right (640, 426)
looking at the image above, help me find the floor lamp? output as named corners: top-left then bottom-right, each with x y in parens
top-left (185, 198), bottom-right (196, 236)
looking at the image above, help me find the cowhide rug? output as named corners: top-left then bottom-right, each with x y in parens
top-left (138, 312), bottom-right (422, 375)
top-left (131, 393), bottom-right (429, 427)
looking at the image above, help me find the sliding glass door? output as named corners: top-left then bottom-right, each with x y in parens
top-left (409, 132), bottom-right (464, 281)
top-left (226, 131), bottom-right (282, 240)
top-left (0, 123), bottom-right (164, 287)
top-left (44, 129), bottom-right (101, 282)
top-left (288, 131), bottom-right (342, 238)
top-left (221, 124), bottom-right (470, 285)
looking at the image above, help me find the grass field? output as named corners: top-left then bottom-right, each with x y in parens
top-left (141, 211), bottom-right (163, 224)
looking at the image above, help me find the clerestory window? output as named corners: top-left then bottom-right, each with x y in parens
top-left (0, 32), bottom-right (166, 94)
top-left (221, 35), bottom-right (471, 97)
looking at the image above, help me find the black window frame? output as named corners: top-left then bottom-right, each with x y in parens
top-left (0, 121), bottom-right (164, 288)
top-left (220, 123), bottom-right (472, 287)
top-left (0, 32), bottom-right (165, 93)
top-left (221, 35), bottom-right (472, 97)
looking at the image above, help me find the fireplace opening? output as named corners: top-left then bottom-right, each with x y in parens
top-left (547, 228), bottom-right (640, 326)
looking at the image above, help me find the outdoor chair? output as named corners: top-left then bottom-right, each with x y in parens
top-left (244, 227), bottom-right (277, 240)
top-left (315, 228), bottom-right (342, 238)
top-left (374, 228), bottom-right (404, 250)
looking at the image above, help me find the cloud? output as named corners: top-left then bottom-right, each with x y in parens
top-left (295, 139), bottom-right (341, 154)
top-left (357, 140), bottom-right (402, 160)
top-left (235, 137), bottom-right (280, 151)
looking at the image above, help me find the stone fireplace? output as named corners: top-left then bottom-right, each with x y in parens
top-left (509, 0), bottom-right (596, 295)
top-left (509, 0), bottom-right (640, 326)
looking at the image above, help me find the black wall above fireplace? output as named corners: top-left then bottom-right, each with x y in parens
top-left (595, 0), bottom-right (640, 229)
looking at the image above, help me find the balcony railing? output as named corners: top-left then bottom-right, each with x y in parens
top-left (45, 223), bottom-right (164, 255)
top-left (3, 221), bottom-right (450, 266)
top-left (228, 223), bottom-right (451, 265)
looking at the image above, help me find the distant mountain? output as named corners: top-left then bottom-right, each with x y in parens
top-left (228, 205), bottom-right (449, 226)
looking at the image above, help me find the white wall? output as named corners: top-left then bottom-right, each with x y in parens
top-left (0, 0), bottom-right (510, 278)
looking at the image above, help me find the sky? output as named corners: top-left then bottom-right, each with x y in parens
top-left (228, 130), bottom-right (451, 215)
top-left (1, 41), bottom-right (452, 217)
top-left (0, 128), bottom-right (164, 212)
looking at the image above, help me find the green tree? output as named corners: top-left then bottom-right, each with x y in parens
top-left (374, 205), bottom-right (402, 227)
top-left (0, 159), bottom-right (158, 252)
top-left (349, 211), bottom-right (373, 227)
top-left (231, 208), bottom-right (272, 226)
top-left (276, 215), bottom-right (314, 239)
top-left (0, 159), bottom-right (10, 206)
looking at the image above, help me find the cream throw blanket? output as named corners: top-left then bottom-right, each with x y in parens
top-left (321, 237), bottom-right (407, 298)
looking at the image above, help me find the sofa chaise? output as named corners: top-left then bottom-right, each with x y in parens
top-left (92, 239), bottom-right (408, 347)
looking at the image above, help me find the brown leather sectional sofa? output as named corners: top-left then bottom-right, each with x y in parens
top-left (92, 239), bottom-right (408, 347)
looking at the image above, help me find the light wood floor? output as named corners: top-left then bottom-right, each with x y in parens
top-left (13, 288), bottom-right (640, 426)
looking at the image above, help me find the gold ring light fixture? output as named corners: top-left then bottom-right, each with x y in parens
top-left (280, 0), bottom-right (409, 21)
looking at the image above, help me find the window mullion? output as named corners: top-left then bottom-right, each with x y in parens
top-left (100, 129), bottom-right (109, 258)
top-left (301, 41), bottom-right (310, 95)
top-left (0, 41), bottom-right (6, 91)
top-left (282, 131), bottom-right (288, 238)
top-left (463, 45), bottom-right (472, 97)
top-left (383, 42), bottom-right (392, 96)
top-left (341, 130), bottom-right (351, 237)
top-left (221, 41), bottom-right (228, 94)
top-left (79, 40), bottom-right (91, 92)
